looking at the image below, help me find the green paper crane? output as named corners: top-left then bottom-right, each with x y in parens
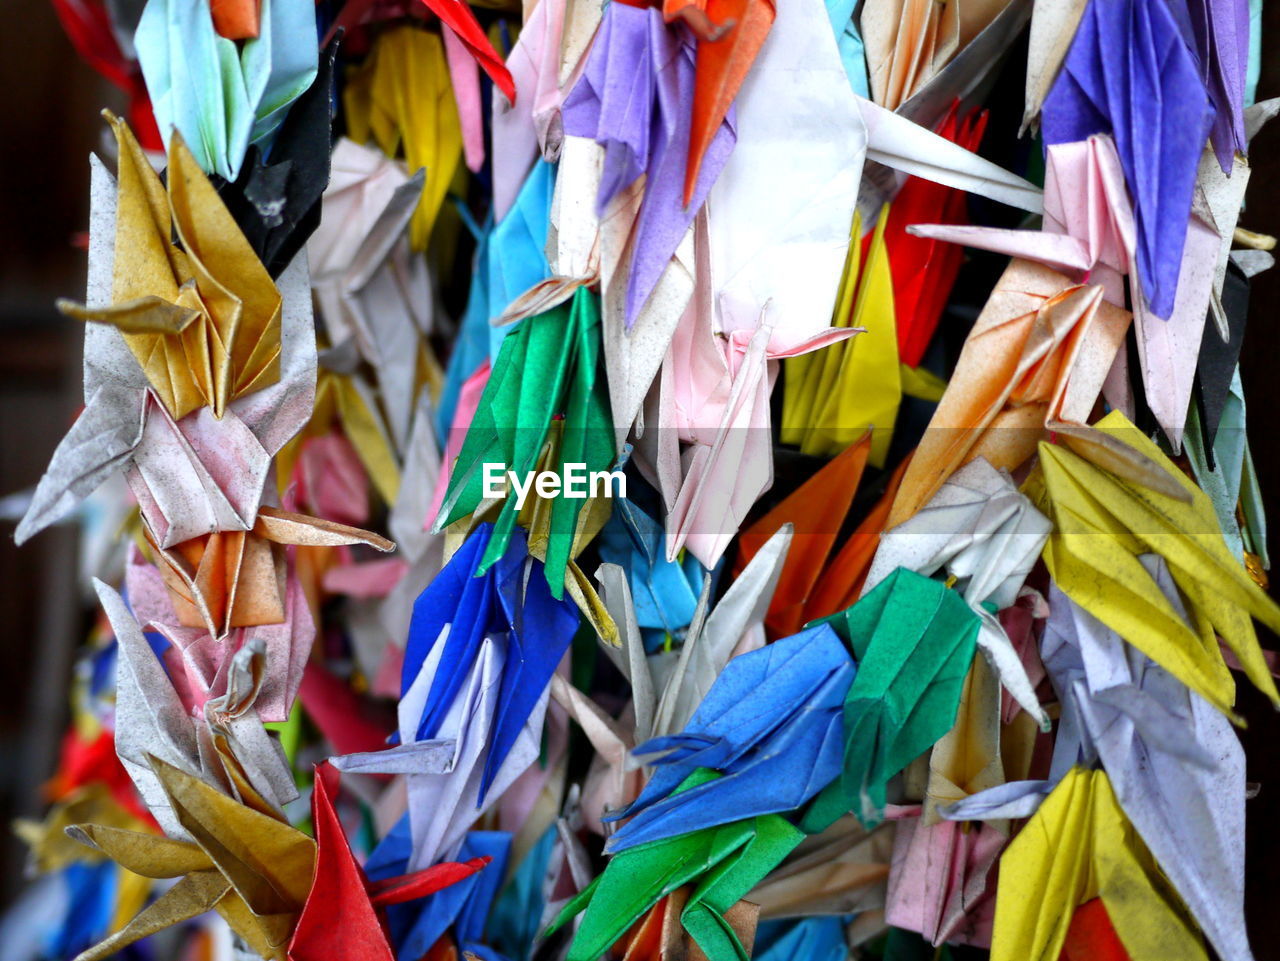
top-left (435, 287), bottom-right (615, 596)
top-left (544, 769), bottom-right (803, 961)
top-left (802, 568), bottom-right (979, 831)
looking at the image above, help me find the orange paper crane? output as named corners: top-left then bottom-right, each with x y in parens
top-left (662, 0), bottom-right (775, 206)
top-left (147, 506), bottom-right (395, 641)
top-left (732, 436), bottom-right (871, 637)
top-left (211, 0), bottom-right (259, 39)
top-left (803, 453), bottom-right (913, 621)
top-left (888, 259), bottom-right (1135, 528)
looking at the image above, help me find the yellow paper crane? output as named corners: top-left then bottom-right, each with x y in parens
top-left (1023, 410), bottom-right (1280, 721)
top-left (67, 756), bottom-right (316, 961)
top-left (59, 113), bottom-right (283, 422)
top-left (343, 25), bottom-right (464, 251)
top-left (782, 207), bottom-right (903, 467)
top-left (992, 767), bottom-right (1207, 961)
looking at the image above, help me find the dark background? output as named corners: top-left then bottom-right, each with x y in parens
top-left (0, 0), bottom-right (1277, 953)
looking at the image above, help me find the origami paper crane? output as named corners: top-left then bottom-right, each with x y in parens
top-left (875, 102), bottom-right (986, 368)
top-left (20, 125), bottom-right (319, 553)
top-left (59, 113), bottom-right (283, 422)
top-left (134, 0), bottom-right (318, 181)
top-left (804, 568), bottom-right (980, 830)
top-left (403, 525), bottom-right (577, 793)
top-left (561, 1), bottom-right (735, 327)
top-left (906, 133), bottom-right (1228, 448)
top-left (551, 528), bottom-right (789, 832)
top-left (141, 502), bottom-right (391, 644)
top-left (887, 816), bottom-right (1001, 948)
top-left (602, 885), bottom-right (761, 961)
top-left (291, 767), bottom-right (492, 961)
top-left (326, 0), bottom-right (514, 111)
top-left (754, 917), bottom-right (849, 961)
top-left (96, 577), bottom-right (300, 836)
top-left (747, 814), bottom-right (894, 919)
top-left (603, 623), bottom-right (855, 852)
top-left (1186, 367), bottom-right (1269, 568)
top-left (1040, 0), bottom-right (1214, 320)
top-left (884, 653), bottom-right (1009, 947)
top-left (781, 207), bottom-right (899, 466)
top-left (544, 769), bottom-right (804, 961)
top-left (1032, 570), bottom-right (1253, 961)
top-left (1024, 410), bottom-right (1280, 719)
top-left (343, 25), bottom-right (463, 250)
top-left (489, 0), bottom-right (594, 208)
top-left (866, 458), bottom-right (1052, 728)
top-left (707, 0), bottom-right (864, 352)
top-left (216, 37), bottom-right (337, 280)
top-left (890, 257), bottom-right (1177, 527)
top-left (334, 525), bottom-right (578, 869)
top-left (309, 138), bottom-right (431, 455)
top-left (597, 495), bottom-right (704, 652)
top-left (363, 827), bottom-right (510, 961)
top-left (64, 754), bottom-right (316, 961)
top-left (64, 754), bottom-right (488, 961)
top-left (646, 225), bottom-right (856, 570)
top-left (861, 0), bottom-right (1013, 110)
top-left (123, 526), bottom-right (363, 729)
top-left (666, 0), bottom-right (774, 205)
top-left (1184, 0), bottom-right (1250, 172)
top-left (990, 767), bottom-right (1207, 961)
top-left (732, 436), bottom-right (872, 638)
top-left (488, 160), bottom-right (555, 328)
top-left (886, 258), bottom-right (1136, 527)
top-left (434, 288), bottom-right (614, 597)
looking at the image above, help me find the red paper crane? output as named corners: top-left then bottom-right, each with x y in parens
top-left (324, 0), bottom-right (516, 103)
top-left (667, 0), bottom-right (775, 206)
top-left (290, 763), bottom-right (491, 961)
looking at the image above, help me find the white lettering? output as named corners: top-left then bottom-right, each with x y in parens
top-left (562, 462), bottom-right (587, 498)
top-left (483, 463), bottom-right (627, 507)
top-left (483, 463), bottom-right (507, 500)
top-left (590, 469), bottom-right (626, 499)
top-left (508, 469), bottom-right (534, 510)
top-left (535, 471), bottom-right (561, 499)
